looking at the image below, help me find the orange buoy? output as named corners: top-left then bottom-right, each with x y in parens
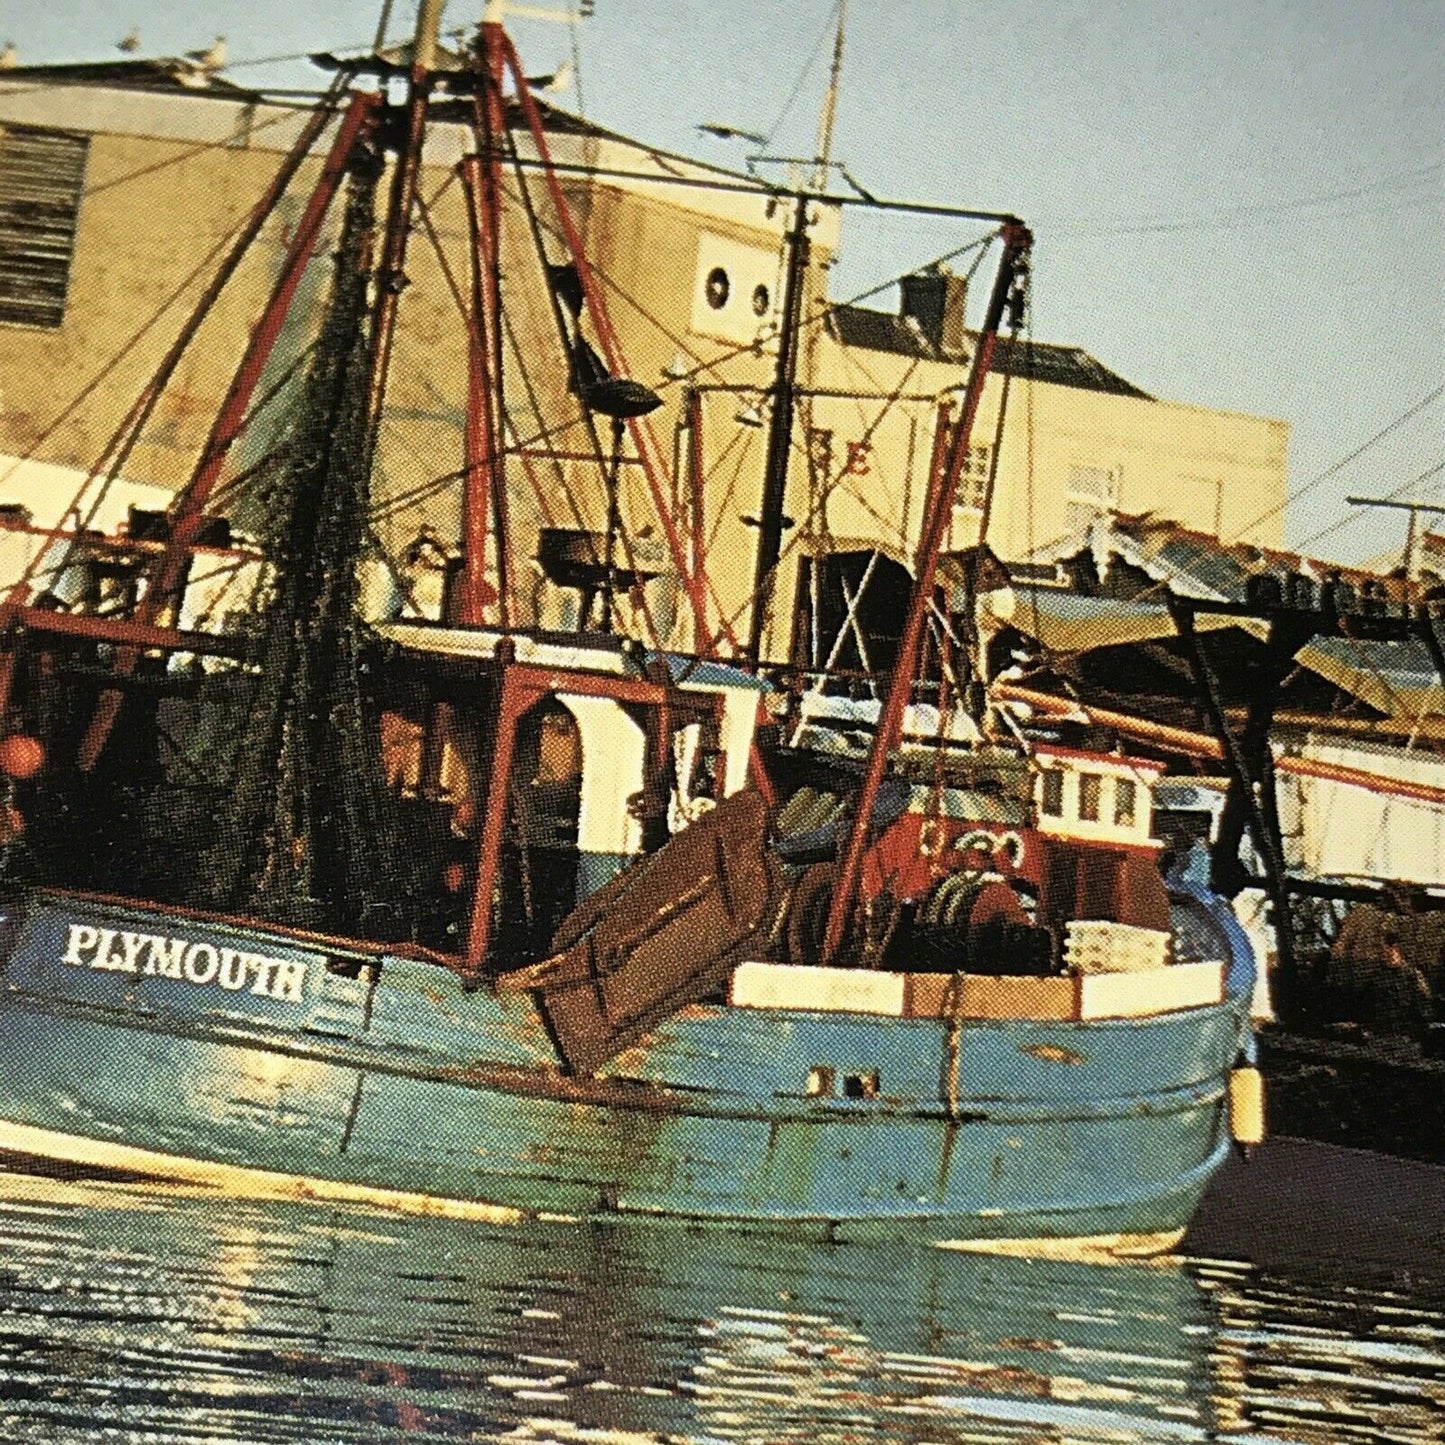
top-left (0, 733), bottom-right (44, 779)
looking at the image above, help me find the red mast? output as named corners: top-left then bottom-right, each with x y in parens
top-left (821, 220), bottom-right (1032, 961)
top-left (457, 24), bottom-right (512, 626)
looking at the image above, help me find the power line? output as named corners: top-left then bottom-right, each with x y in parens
top-left (1229, 382), bottom-right (1445, 544)
top-left (1046, 160), bottom-right (1441, 239)
top-left (1294, 458), bottom-right (1445, 553)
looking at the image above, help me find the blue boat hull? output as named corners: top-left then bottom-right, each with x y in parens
top-left (0, 891), bottom-right (1250, 1244)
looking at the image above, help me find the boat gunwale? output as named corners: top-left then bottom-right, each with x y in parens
top-left (0, 981), bottom-right (1239, 1126)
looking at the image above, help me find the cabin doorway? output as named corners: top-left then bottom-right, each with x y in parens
top-left (494, 699), bottom-right (584, 965)
top-left (792, 549), bottom-right (913, 688)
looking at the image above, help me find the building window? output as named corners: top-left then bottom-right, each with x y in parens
top-left (0, 124), bottom-right (89, 329)
top-left (954, 442), bottom-right (992, 511)
top-left (806, 426), bottom-right (833, 484)
top-left (1064, 463), bottom-right (1118, 536)
top-left (704, 266), bottom-right (730, 310)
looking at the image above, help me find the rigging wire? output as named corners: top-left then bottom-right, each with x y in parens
top-left (498, 75), bottom-right (668, 647)
top-left (0, 215), bottom-right (251, 494)
top-left (515, 206), bottom-right (981, 404)
top-left (710, 350), bottom-right (928, 650)
top-left (762, 1), bottom-right (844, 151)
top-left (8, 59), bottom-right (1010, 664)
top-left (412, 177), bottom-right (996, 593)
top-left (410, 189), bottom-right (567, 539)
top-left (577, 206), bottom-right (983, 651)
top-left (1045, 160), bottom-right (1442, 238)
top-left (0, 76), bottom-right (353, 631)
top-left (81, 105), bottom-right (312, 200)
top-left (651, 233), bottom-right (996, 397)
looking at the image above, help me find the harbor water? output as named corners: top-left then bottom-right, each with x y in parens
top-left (0, 1150), bottom-right (1441, 1444)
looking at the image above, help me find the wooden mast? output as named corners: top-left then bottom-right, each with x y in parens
top-left (747, 0), bottom-right (848, 665)
top-left (457, 19), bottom-right (513, 626)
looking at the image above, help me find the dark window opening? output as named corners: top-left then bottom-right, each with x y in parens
top-left (1114, 777), bottom-right (1137, 826)
top-left (1040, 769), bottom-right (1064, 816)
top-left (0, 124), bottom-right (88, 329)
top-left (704, 266), bottom-right (730, 310)
top-left (751, 282), bottom-right (770, 316)
top-left (843, 1069), bottom-right (879, 1099)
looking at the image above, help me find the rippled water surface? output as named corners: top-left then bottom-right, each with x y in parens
top-left (0, 1171), bottom-right (1440, 1444)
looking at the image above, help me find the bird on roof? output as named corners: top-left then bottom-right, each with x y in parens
top-left (185, 35), bottom-right (227, 72)
top-left (0, 41), bottom-right (17, 70)
top-left (698, 122), bottom-right (767, 146)
top-left (525, 58), bottom-right (572, 93)
top-left (117, 26), bottom-right (141, 54)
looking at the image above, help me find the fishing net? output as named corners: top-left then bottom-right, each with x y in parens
top-left (195, 152), bottom-right (403, 935)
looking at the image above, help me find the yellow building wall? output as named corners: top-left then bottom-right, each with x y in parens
top-left (0, 126), bottom-right (320, 483)
top-left (0, 80), bottom-right (1287, 666)
top-left (774, 332), bottom-right (1288, 659)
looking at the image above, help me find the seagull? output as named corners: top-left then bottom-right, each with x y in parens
top-left (185, 34), bottom-right (227, 72)
top-left (0, 41), bottom-right (17, 70)
top-left (525, 58), bottom-right (572, 94)
top-left (117, 27), bottom-right (141, 54)
top-left (698, 122), bottom-right (767, 146)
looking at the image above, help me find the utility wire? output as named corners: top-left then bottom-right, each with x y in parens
top-left (1293, 458), bottom-right (1445, 553)
top-left (1228, 383), bottom-right (1445, 544)
top-left (763, 2), bottom-right (843, 149)
top-left (1046, 160), bottom-right (1442, 239)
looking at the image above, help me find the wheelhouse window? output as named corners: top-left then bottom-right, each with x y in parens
top-left (1078, 772), bottom-right (1101, 822)
top-left (1114, 776), bottom-right (1137, 826)
top-left (0, 124), bottom-right (89, 329)
top-left (1040, 768), bottom-right (1064, 816)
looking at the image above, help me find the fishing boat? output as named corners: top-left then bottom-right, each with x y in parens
top-left (0, 2), bottom-right (1259, 1249)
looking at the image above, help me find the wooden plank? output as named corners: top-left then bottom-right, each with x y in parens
top-left (902, 971), bottom-right (1080, 1019)
top-left (729, 960), bottom-right (1224, 1021)
top-left (730, 962), bottom-right (906, 1016)
top-left (1078, 960), bottom-right (1225, 1019)
top-left (954, 973), bottom-right (1079, 1020)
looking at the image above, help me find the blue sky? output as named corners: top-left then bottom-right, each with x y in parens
top-left (7, 1), bottom-right (1442, 563)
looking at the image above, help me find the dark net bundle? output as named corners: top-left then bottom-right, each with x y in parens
top-left (197, 151), bottom-right (405, 937)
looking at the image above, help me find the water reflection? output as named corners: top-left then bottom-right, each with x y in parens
top-left (0, 1172), bottom-right (1439, 1443)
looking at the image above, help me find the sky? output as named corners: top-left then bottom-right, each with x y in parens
top-left (6, 1), bottom-right (1442, 565)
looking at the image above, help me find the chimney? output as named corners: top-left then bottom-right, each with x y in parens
top-left (899, 265), bottom-right (968, 356)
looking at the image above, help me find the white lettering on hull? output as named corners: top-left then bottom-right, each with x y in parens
top-left (60, 923), bottom-right (309, 1002)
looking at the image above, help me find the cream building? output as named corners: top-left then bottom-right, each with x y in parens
top-left (0, 55), bottom-right (1287, 666)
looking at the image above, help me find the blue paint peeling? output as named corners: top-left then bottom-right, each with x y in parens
top-left (0, 890), bottom-right (1253, 1241)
